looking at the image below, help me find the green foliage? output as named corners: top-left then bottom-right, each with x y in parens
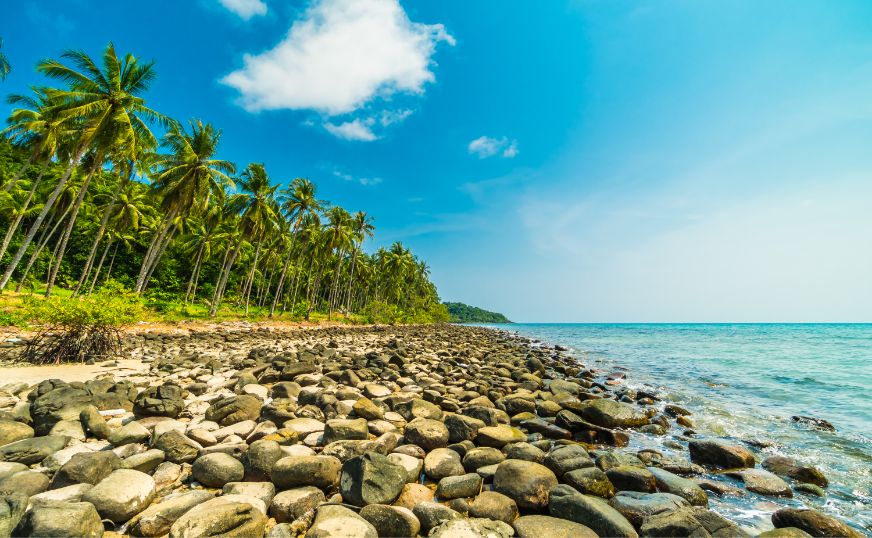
top-left (23, 288), bottom-right (143, 328)
top-left (444, 302), bottom-right (511, 323)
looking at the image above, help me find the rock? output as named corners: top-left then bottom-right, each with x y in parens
top-left (648, 467), bottom-right (708, 506)
top-left (130, 490), bottom-right (215, 537)
top-left (269, 486), bottom-right (324, 523)
top-left (468, 491), bottom-right (518, 524)
top-left (772, 508), bottom-right (863, 538)
top-left (0, 420), bottom-right (33, 447)
top-left (192, 453), bottom-right (244, 487)
top-left (413, 502), bottom-right (462, 534)
top-left (352, 397), bottom-right (384, 420)
top-left (109, 420), bottom-right (151, 445)
top-left (758, 528), bottom-right (813, 538)
top-left (463, 447), bottom-right (505, 472)
top-left (306, 504), bottom-right (377, 538)
top-left (322, 418), bottom-right (368, 445)
top-left (0, 470), bottom-right (49, 496)
top-left (29, 385), bottom-right (94, 435)
top-left (609, 491), bottom-right (689, 528)
top-left (223, 482), bottom-right (275, 506)
top-left (493, 459), bottom-right (558, 510)
top-left (762, 455), bottom-right (828, 488)
top-left (134, 383), bottom-right (185, 418)
top-left (394, 483), bottom-right (434, 510)
top-left (730, 468), bottom-right (792, 497)
top-left (0, 463), bottom-right (27, 481)
top-left (597, 451), bottom-right (645, 471)
top-left (794, 483), bottom-right (826, 497)
top-left (429, 518), bottom-right (514, 537)
top-left (476, 425), bottom-right (526, 448)
top-left (437, 473), bottom-right (483, 499)
top-left (513, 515), bottom-right (598, 538)
top-left (169, 498), bottom-right (267, 538)
top-left (503, 442), bottom-right (545, 463)
top-left (0, 435), bottom-right (67, 464)
top-left (83, 468), bottom-right (155, 523)
top-left (549, 493), bottom-right (638, 538)
top-left (339, 452), bottom-right (406, 506)
top-left (445, 414), bottom-right (486, 443)
top-left (244, 440), bottom-right (284, 482)
top-left (17, 500), bottom-right (103, 538)
top-left (29, 483), bottom-right (93, 505)
top-left (688, 439), bottom-right (755, 469)
top-left (205, 395), bottom-right (261, 426)
top-left (122, 448), bottom-right (165, 473)
top-left (0, 492), bottom-right (26, 538)
top-left (640, 506), bottom-right (749, 537)
top-left (577, 399), bottom-right (648, 428)
top-left (403, 418), bottom-right (448, 451)
top-left (606, 465), bottom-right (656, 493)
top-left (51, 450), bottom-right (122, 488)
top-left (154, 430), bottom-right (201, 464)
top-left (359, 504), bottom-right (420, 538)
top-left (396, 398), bottom-right (443, 421)
top-left (564, 466), bottom-right (616, 498)
top-left (271, 455), bottom-right (341, 490)
top-left (791, 416), bottom-right (835, 431)
top-left (545, 444), bottom-right (594, 476)
top-left (387, 452), bottom-right (422, 483)
top-left (424, 448), bottom-right (465, 480)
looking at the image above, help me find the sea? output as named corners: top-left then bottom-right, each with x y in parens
top-left (473, 323), bottom-right (872, 535)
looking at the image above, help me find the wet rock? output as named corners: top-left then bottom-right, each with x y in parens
top-left (359, 504), bottom-right (420, 537)
top-left (606, 465), bottom-right (656, 493)
top-left (609, 491), bottom-right (689, 529)
top-left (772, 508), bottom-right (863, 538)
top-left (192, 453), bottom-right (244, 487)
top-left (339, 452), bottom-right (406, 506)
top-left (169, 498), bottom-right (267, 538)
top-left (758, 528), bottom-right (813, 538)
top-left (0, 435), bottom-right (67, 464)
top-left (503, 442), bottom-right (545, 463)
top-left (17, 500), bottom-right (103, 538)
top-left (564, 466), bottom-right (615, 498)
top-left (762, 455), bottom-right (828, 488)
top-left (513, 515), bottom-right (598, 538)
top-left (463, 447), bottom-right (505, 472)
top-left (791, 416), bottom-right (835, 432)
top-left (83, 468), bottom-right (155, 523)
top-left (493, 459), bottom-right (558, 510)
top-left (403, 418), bottom-right (448, 451)
top-left (306, 504), bottom-right (377, 538)
top-left (648, 467), bottom-right (708, 506)
top-left (271, 455), bottom-right (341, 490)
top-left (577, 399), bottom-right (648, 428)
top-left (269, 486), bottom-right (324, 523)
top-left (544, 444), bottom-right (594, 476)
top-left (730, 468), bottom-right (792, 497)
top-left (549, 493), bottom-right (638, 538)
top-left (688, 439), bottom-right (755, 469)
top-left (130, 490), bottom-right (215, 537)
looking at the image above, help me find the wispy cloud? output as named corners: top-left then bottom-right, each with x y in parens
top-left (468, 136), bottom-right (519, 158)
top-left (218, 0), bottom-right (267, 20)
top-left (222, 0), bottom-right (453, 140)
top-left (333, 170), bottom-right (383, 186)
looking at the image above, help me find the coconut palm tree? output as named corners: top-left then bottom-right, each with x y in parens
top-left (135, 120), bottom-right (234, 293)
top-left (342, 210), bottom-right (374, 315)
top-left (0, 38), bottom-right (10, 82)
top-left (0, 43), bottom-right (171, 292)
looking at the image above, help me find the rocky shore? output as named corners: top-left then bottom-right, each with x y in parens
top-left (0, 324), bottom-right (863, 537)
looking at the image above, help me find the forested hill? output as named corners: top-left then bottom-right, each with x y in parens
top-left (444, 302), bottom-right (511, 323)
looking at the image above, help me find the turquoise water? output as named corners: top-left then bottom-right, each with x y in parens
top-left (477, 323), bottom-right (872, 534)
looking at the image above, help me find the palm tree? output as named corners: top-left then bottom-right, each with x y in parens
top-left (209, 163), bottom-right (278, 316)
top-left (0, 43), bottom-right (170, 292)
top-left (0, 38), bottom-right (10, 81)
top-left (342, 210), bottom-right (375, 315)
top-left (135, 120), bottom-right (234, 293)
top-left (269, 178), bottom-right (321, 316)
top-left (323, 206), bottom-right (353, 318)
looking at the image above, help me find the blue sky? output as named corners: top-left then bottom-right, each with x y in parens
top-left (3, 0), bottom-right (872, 322)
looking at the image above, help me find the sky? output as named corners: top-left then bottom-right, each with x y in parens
top-left (3, 0), bottom-right (872, 322)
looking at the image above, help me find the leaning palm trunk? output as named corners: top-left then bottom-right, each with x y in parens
top-left (74, 175), bottom-right (127, 296)
top-left (184, 243), bottom-right (206, 304)
top-left (269, 229), bottom-right (300, 317)
top-left (343, 248), bottom-right (359, 316)
top-left (14, 204), bottom-right (73, 292)
top-left (141, 228), bottom-right (176, 293)
top-left (243, 243), bottom-right (262, 315)
top-left (86, 239), bottom-right (112, 295)
top-left (0, 161), bottom-right (49, 262)
top-left (210, 240), bottom-right (243, 317)
top-left (327, 250), bottom-right (345, 320)
top-left (2, 151), bottom-right (37, 193)
top-left (45, 157), bottom-right (101, 297)
top-left (0, 144), bottom-right (88, 291)
top-left (135, 208), bottom-right (179, 293)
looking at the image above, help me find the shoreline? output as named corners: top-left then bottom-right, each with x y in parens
top-left (0, 324), bottom-right (864, 537)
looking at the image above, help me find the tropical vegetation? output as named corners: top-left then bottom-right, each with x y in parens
top-left (444, 302), bottom-right (511, 323)
top-left (0, 42), bottom-right (448, 325)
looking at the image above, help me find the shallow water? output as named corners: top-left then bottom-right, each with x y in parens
top-left (475, 323), bottom-right (872, 535)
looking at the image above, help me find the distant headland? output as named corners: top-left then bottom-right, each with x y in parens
top-left (444, 301), bottom-right (511, 323)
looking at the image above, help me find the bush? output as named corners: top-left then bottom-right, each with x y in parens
top-left (19, 289), bottom-right (143, 364)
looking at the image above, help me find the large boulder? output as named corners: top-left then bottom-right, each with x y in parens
top-left (51, 450), bottom-right (122, 488)
top-left (762, 456), bottom-right (828, 488)
top-left (169, 498), bottom-right (267, 538)
top-left (154, 431), bottom-right (201, 464)
top-left (609, 491), bottom-right (689, 528)
top-left (129, 490), bottom-right (215, 537)
top-left (688, 439), bottom-right (755, 469)
top-left (16, 500), bottom-right (103, 538)
top-left (29, 385), bottom-right (94, 435)
top-left (640, 506), bottom-right (750, 537)
top-left (134, 384), bottom-right (185, 418)
top-left (429, 518), bottom-right (514, 537)
top-left (576, 399), bottom-right (648, 428)
top-left (271, 455), bottom-right (341, 490)
top-left (549, 493), bottom-right (638, 538)
top-left (730, 468), bottom-right (792, 497)
top-left (0, 420), bottom-right (33, 447)
top-left (0, 493), bottom-right (27, 538)
top-left (772, 508), bottom-right (864, 538)
top-left (359, 504), bottom-right (420, 538)
top-left (513, 515), bottom-right (598, 538)
top-left (648, 467), bottom-right (708, 506)
top-left (339, 452), bottom-right (406, 506)
top-left (0, 435), bottom-right (67, 465)
top-left (493, 459), bottom-right (558, 510)
top-left (83, 469), bottom-right (155, 523)
top-left (192, 453), bottom-right (244, 488)
top-left (403, 418), bottom-right (448, 451)
top-left (205, 396), bottom-right (261, 426)
top-left (564, 467), bottom-right (615, 498)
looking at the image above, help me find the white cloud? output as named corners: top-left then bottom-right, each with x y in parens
top-left (468, 136), bottom-right (519, 159)
top-left (324, 119), bottom-right (378, 141)
top-left (333, 170), bottom-right (383, 186)
top-left (222, 0), bottom-right (454, 115)
top-left (219, 0), bottom-right (267, 20)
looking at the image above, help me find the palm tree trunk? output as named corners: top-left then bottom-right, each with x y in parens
top-left (328, 249), bottom-right (345, 320)
top-left (343, 248), bottom-right (359, 315)
top-left (2, 150), bottom-right (37, 193)
top-left (268, 228), bottom-right (300, 317)
top-left (185, 243), bottom-right (206, 304)
top-left (244, 243), bottom-right (261, 315)
top-left (74, 173), bottom-right (127, 297)
top-left (14, 204), bottom-right (72, 293)
top-left (141, 227), bottom-right (176, 292)
top-left (0, 161), bottom-right (49, 262)
top-left (0, 144), bottom-right (88, 291)
top-left (45, 156), bottom-right (101, 297)
top-left (86, 239), bottom-right (112, 295)
top-left (135, 208), bottom-right (178, 293)
top-left (210, 240), bottom-right (243, 317)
